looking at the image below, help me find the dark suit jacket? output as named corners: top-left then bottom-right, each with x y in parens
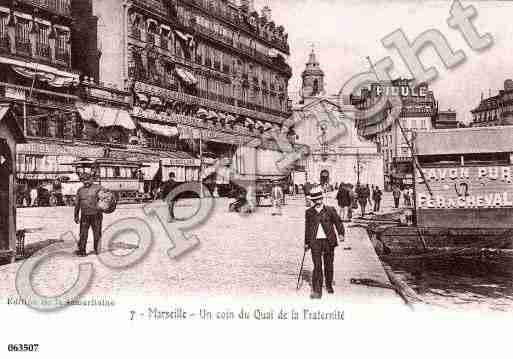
top-left (161, 179), bottom-right (178, 199)
top-left (336, 187), bottom-right (351, 207)
top-left (305, 205), bottom-right (345, 248)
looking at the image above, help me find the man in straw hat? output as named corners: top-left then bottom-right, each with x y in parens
top-left (304, 186), bottom-right (345, 299)
top-left (74, 172), bottom-right (103, 257)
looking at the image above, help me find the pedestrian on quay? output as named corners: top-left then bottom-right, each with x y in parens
top-left (304, 186), bottom-right (345, 299)
top-left (347, 183), bottom-right (356, 220)
top-left (403, 187), bottom-right (411, 207)
top-left (336, 182), bottom-right (351, 221)
top-left (30, 186), bottom-right (38, 207)
top-left (271, 180), bottom-right (284, 216)
top-left (372, 186), bottom-right (383, 213)
top-left (356, 183), bottom-right (370, 217)
top-left (74, 173), bottom-right (103, 257)
top-left (392, 185), bottom-right (401, 209)
top-left (367, 184), bottom-right (374, 211)
top-left (304, 181), bottom-right (313, 208)
top-left (161, 172), bottom-right (179, 221)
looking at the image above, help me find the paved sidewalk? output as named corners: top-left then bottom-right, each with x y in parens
top-left (0, 196), bottom-right (404, 308)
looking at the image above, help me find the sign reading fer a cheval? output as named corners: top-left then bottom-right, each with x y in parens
top-left (415, 166), bottom-right (513, 209)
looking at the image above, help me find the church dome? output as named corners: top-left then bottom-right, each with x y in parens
top-left (302, 49), bottom-right (324, 77)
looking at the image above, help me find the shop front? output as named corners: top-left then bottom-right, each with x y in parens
top-left (0, 105), bottom-right (25, 262)
top-left (16, 142), bottom-right (105, 206)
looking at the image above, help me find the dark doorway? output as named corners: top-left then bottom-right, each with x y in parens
top-left (0, 139), bottom-right (11, 251)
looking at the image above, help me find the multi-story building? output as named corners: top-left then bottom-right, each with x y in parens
top-left (352, 79), bottom-right (437, 188)
top-left (0, 0), bottom-right (85, 188)
top-left (4, 0), bottom-right (294, 202)
top-left (433, 108), bottom-right (458, 129)
top-left (71, 0), bottom-right (293, 185)
top-left (471, 79), bottom-right (513, 127)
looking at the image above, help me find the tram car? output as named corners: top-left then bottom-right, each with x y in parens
top-left (63, 157), bottom-right (145, 203)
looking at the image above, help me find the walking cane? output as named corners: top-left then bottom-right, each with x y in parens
top-left (296, 247), bottom-right (307, 290)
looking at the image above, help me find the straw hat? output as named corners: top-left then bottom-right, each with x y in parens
top-left (309, 186), bottom-right (324, 201)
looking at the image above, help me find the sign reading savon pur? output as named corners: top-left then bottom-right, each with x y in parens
top-left (415, 166), bottom-right (513, 209)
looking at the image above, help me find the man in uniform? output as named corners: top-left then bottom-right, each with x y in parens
top-left (304, 186), bottom-right (345, 299)
top-left (74, 172), bottom-right (103, 257)
top-left (161, 172), bottom-right (178, 221)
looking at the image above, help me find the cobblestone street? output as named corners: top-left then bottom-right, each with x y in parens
top-left (1, 192), bottom-right (404, 307)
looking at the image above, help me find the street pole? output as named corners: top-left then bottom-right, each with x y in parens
top-left (199, 129), bottom-right (204, 198)
top-left (356, 149), bottom-right (360, 184)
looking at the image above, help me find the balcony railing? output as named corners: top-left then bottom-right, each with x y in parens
top-left (18, 0), bottom-right (71, 18)
top-left (130, 68), bottom-right (179, 92)
top-left (55, 49), bottom-right (70, 64)
top-left (0, 36), bottom-right (9, 51)
top-left (36, 43), bottom-right (51, 59)
top-left (131, 27), bottom-right (142, 40)
top-left (147, 32), bottom-right (156, 45)
top-left (16, 40), bottom-right (31, 55)
top-left (0, 81), bottom-right (77, 107)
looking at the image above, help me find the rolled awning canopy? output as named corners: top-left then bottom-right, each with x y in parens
top-left (139, 121), bottom-right (179, 137)
top-left (136, 93), bottom-right (149, 102)
top-left (149, 96), bottom-right (162, 106)
top-left (174, 30), bottom-right (189, 42)
top-left (196, 108), bottom-right (208, 118)
top-left (207, 110), bottom-right (218, 120)
top-left (0, 56), bottom-right (80, 87)
top-left (77, 103), bottom-right (136, 130)
top-left (175, 68), bottom-right (197, 85)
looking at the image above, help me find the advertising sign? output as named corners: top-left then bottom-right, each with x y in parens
top-left (415, 165), bottom-right (513, 209)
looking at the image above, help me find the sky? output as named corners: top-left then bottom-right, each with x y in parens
top-left (254, 0), bottom-right (513, 124)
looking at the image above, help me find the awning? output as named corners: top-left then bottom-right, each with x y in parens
top-left (174, 30), bottom-right (188, 42)
top-left (175, 68), bottom-right (197, 85)
top-left (141, 162), bottom-right (160, 180)
top-left (115, 110), bottom-right (136, 130)
top-left (77, 104), bottom-right (135, 130)
top-left (149, 96), bottom-right (162, 107)
top-left (139, 122), bottom-right (179, 137)
top-left (245, 117), bottom-right (255, 125)
top-left (0, 56), bottom-right (79, 86)
top-left (136, 93), bottom-right (149, 102)
top-left (13, 66), bottom-right (78, 87)
top-left (196, 108), bottom-right (208, 118)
